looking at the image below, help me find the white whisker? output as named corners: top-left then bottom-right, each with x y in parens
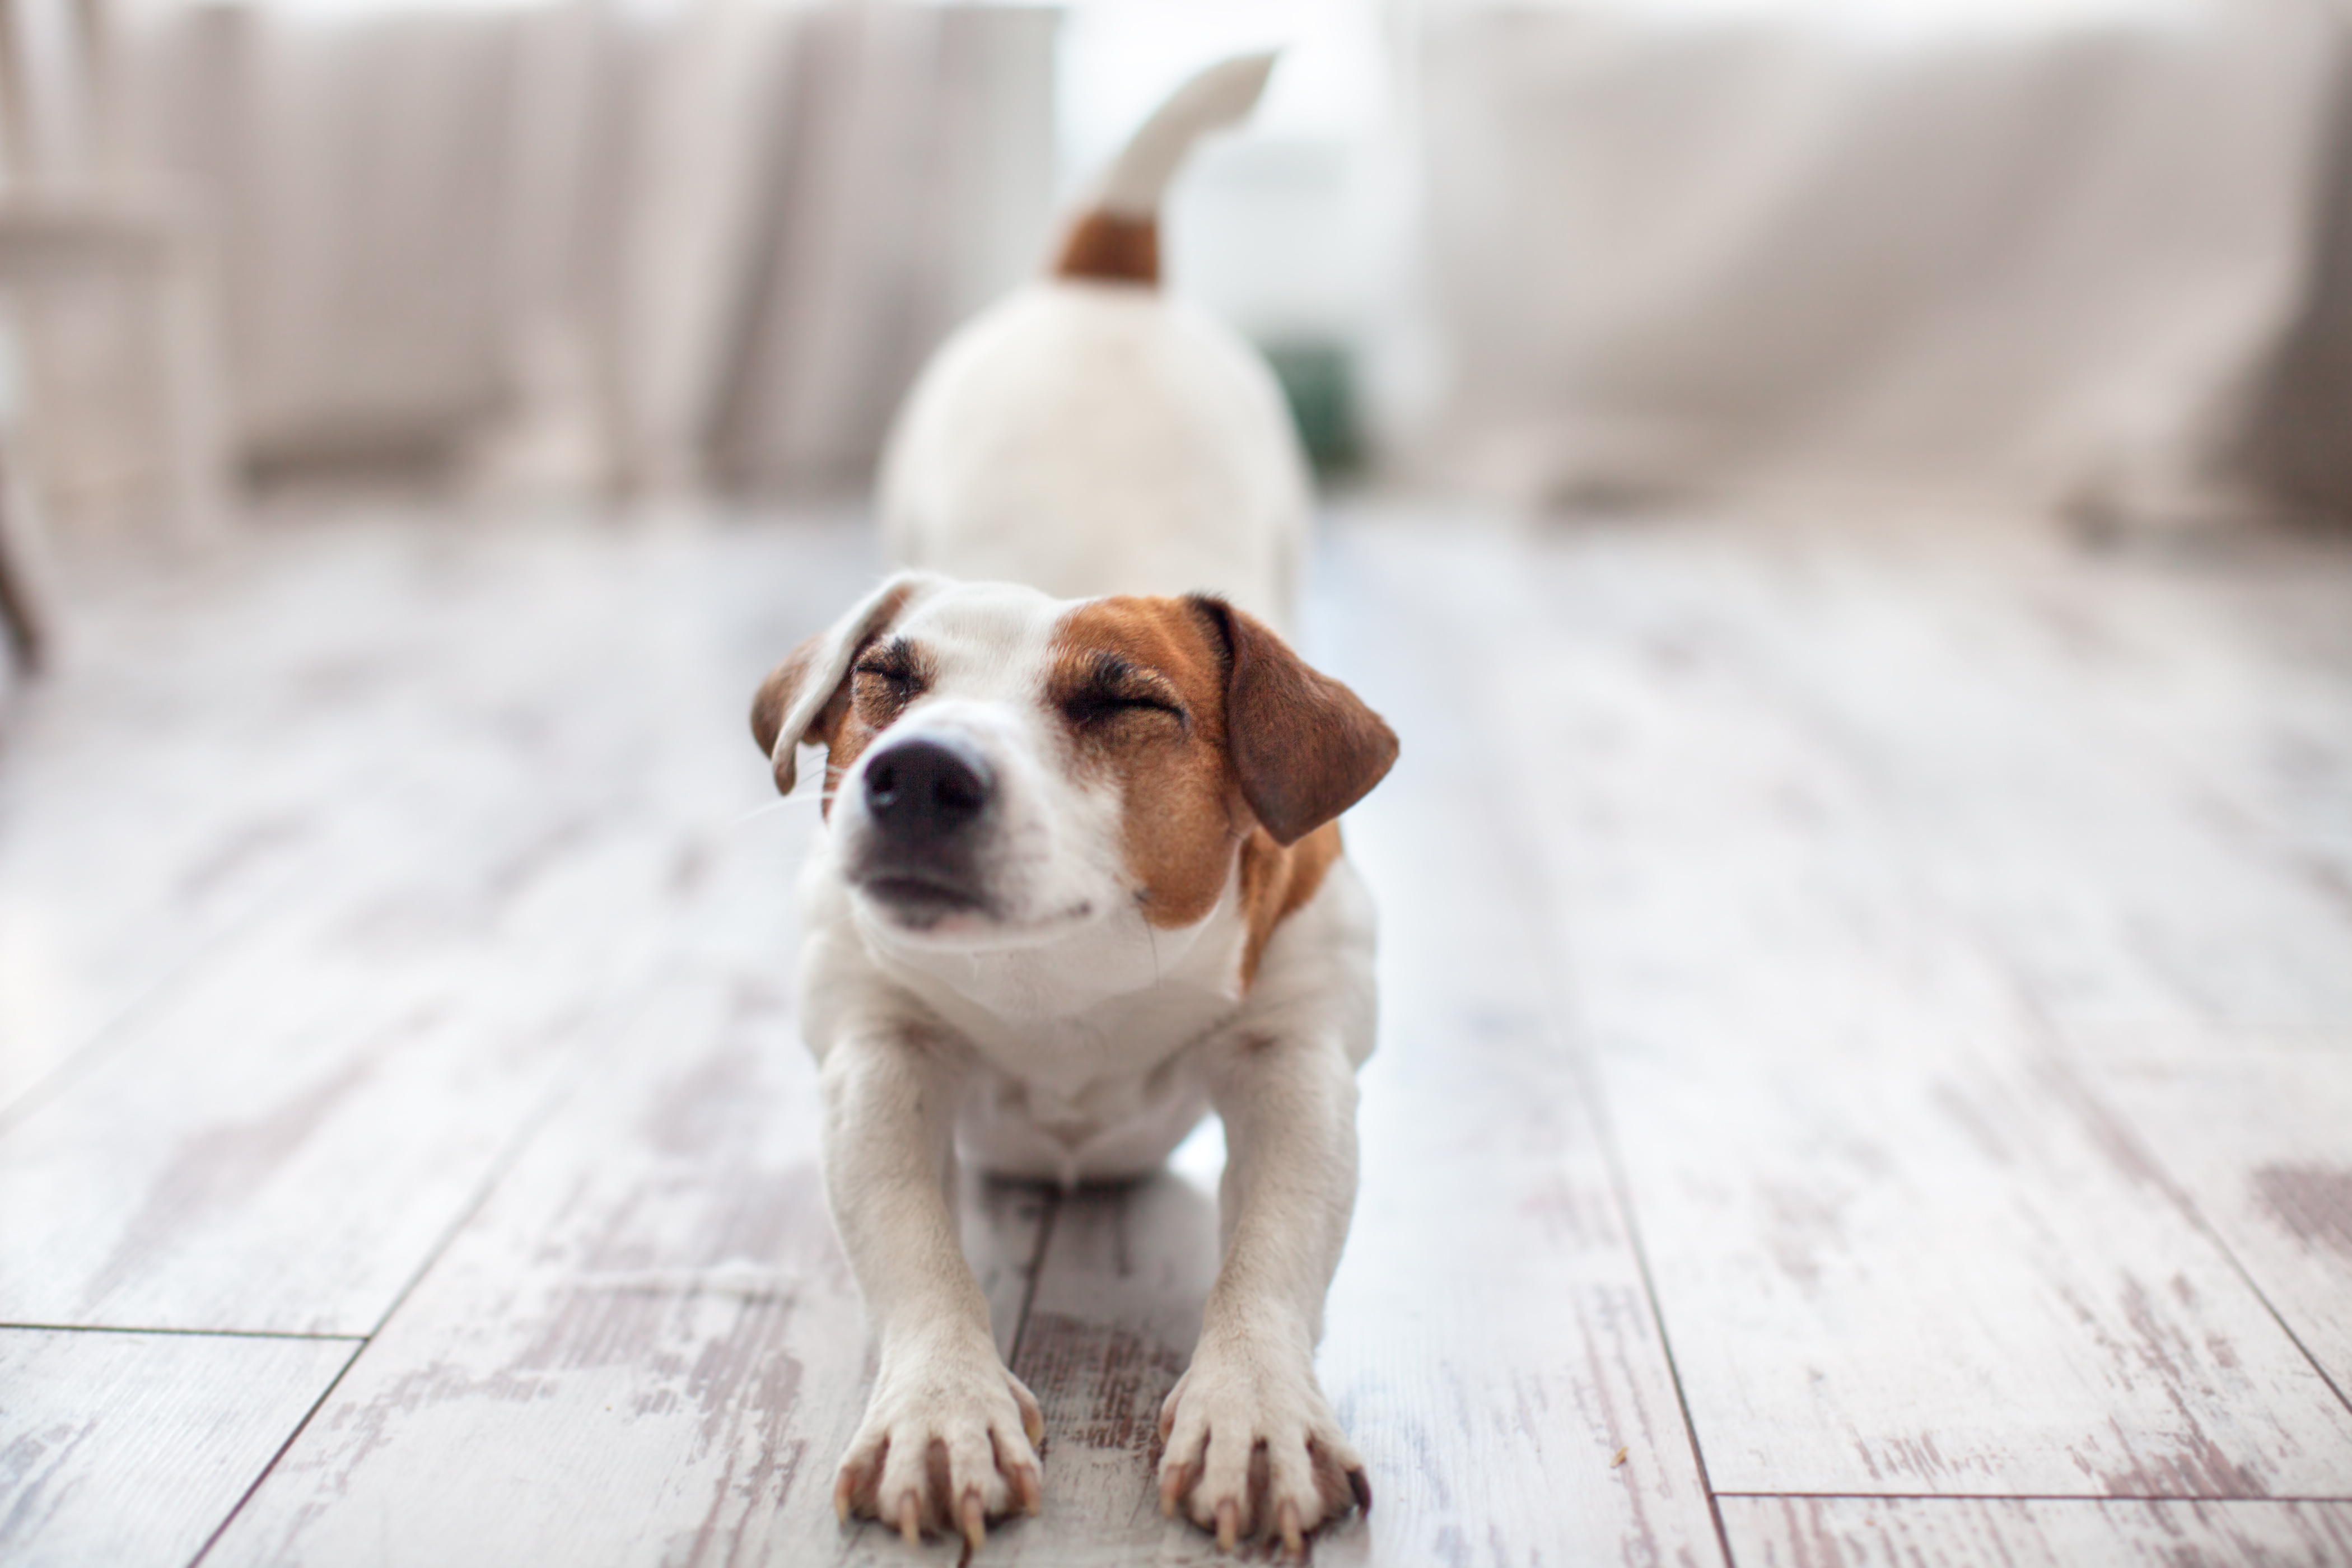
top-left (726, 788), bottom-right (841, 830)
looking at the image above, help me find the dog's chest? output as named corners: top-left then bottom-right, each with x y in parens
top-left (880, 942), bottom-right (1245, 1183)
top-left (953, 993), bottom-right (1234, 1183)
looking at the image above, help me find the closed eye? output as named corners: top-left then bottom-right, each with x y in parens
top-left (853, 640), bottom-right (924, 702)
top-left (1064, 687), bottom-right (1183, 726)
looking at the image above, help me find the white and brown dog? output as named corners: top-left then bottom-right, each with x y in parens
top-left (750, 55), bottom-right (1396, 1556)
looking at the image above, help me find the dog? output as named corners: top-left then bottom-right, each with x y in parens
top-left (749, 54), bottom-right (1398, 1556)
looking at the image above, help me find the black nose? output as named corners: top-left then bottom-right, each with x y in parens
top-left (863, 737), bottom-right (992, 838)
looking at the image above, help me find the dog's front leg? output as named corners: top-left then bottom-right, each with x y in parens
top-left (1159, 1030), bottom-right (1371, 1552)
top-left (820, 1025), bottom-right (1044, 1547)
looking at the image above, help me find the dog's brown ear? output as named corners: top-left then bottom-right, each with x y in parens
top-left (750, 572), bottom-right (939, 795)
top-left (1188, 595), bottom-right (1398, 846)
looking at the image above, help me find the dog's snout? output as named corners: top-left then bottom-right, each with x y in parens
top-left (864, 737), bottom-right (993, 838)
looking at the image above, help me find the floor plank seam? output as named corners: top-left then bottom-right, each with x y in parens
top-left (1004, 1184), bottom-right (1063, 1370)
top-left (1397, 572), bottom-right (1743, 1566)
top-left (1491, 783), bottom-right (1742, 1565)
top-left (0, 1322), bottom-right (367, 1343)
top-left (1555, 1007), bottom-right (1743, 1568)
top-left (165, 959), bottom-right (684, 1565)
top-left (1712, 1492), bottom-right (2352, 1504)
top-left (1751, 640), bottom-right (2352, 1458)
top-left (164, 952), bottom-right (703, 1564)
top-left (351, 955), bottom-right (690, 1342)
top-left (181, 1337), bottom-right (367, 1568)
top-left (2015, 1000), bottom-right (2352, 1428)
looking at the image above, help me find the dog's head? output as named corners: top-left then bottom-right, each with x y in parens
top-left (751, 572), bottom-right (1397, 950)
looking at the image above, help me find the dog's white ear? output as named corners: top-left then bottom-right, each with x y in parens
top-left (1188, 595), bottom-right (1399, 846)
top-left (750, 572), bottom-right (941, 796)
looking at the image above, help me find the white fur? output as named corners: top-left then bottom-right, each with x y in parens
top-left (797, 52), bottom-right (1376, 1550)
top-left (880, 284), bottom-right (1311, 635)
top-left (1093, 52), bottom-right (1278, 220)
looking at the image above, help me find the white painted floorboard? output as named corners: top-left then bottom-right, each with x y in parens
top-left (0, 502), bottom-right (2347, 1566)
top-left (1720, 1495), bottom-right (2352, 1566)
top-left (0, 1328), bottom-right (357, 1568)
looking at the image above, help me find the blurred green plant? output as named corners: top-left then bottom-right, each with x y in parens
top-left (1258, 339), bottom-right (1361, 477)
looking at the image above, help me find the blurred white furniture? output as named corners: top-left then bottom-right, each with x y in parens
top-left (0, 0), bottom-right (230, 549)
top-left (1416, 0), bottom-right (2344, 516)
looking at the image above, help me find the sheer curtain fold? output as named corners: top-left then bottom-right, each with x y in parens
top-left (97, 0), bottom-right (1055, 503)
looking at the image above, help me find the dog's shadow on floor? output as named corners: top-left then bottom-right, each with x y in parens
top-left (967, 1113), bottom-right (1229, 1347)
top-left (964, 1160), bottom-right (1226, 1490)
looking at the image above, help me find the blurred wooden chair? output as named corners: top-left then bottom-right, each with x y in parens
top-left (0, 0), bottom-right (231, 591)
top-left (0, 445), bottom-right (43, 671)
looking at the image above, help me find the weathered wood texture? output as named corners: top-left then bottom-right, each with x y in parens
top-left (1337, 513), bottom-right (2352, 1500)
top-left (998, 1177), bottom-right (1229, 1566)
top-left (7, 502), bottom-right (2352, 1568)
top-left (1721, 1495), bottom-right (2352, 1566)
top-left (2096, 1053), bottom-right (2352, 1405)
top-left (197, 827), bottom-right (1048, 1568)
top-left (0, 1327), bottom-right (356, 1568)
top-left (1314, 540), bottom-right (1727, 1566)
top-left (0, 519), bottom-right (878, 1335)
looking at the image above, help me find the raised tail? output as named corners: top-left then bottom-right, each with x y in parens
top-left (1054, 51), bottom-right (1278, 286)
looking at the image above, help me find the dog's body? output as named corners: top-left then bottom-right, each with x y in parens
top-left (881, 283), bottom-right (1308, 636)
top-left (752, 56), bottom-right (1394, 1555)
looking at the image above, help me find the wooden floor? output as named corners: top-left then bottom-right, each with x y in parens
top-left (3, 498), bottom-right (2350, 1567)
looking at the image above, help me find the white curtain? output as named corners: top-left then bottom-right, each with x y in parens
top-left (1411, 0), bottom-right (2348, 516)
top-left (84, 0), bottom-right (1056, 505)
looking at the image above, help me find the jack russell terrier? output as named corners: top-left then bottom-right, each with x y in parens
top-left (750, 54), bottom-right (1396, 1557)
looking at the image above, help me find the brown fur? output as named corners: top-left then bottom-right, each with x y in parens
top-left (755, 585), bottom-right (1397, 986)
top-left (1051, 597), bottom-right (1395, 978)
top-left (748, 579), bottom-right (927, 804)
top-left (1049, 597), bottom-right (1237, 929)
top-left (1054, 209), bottom-right (1159, 285)
top-left (1238, 821), bottom-right (1342, 986)
top-left (1186, 596), bottom-right (1399, 847)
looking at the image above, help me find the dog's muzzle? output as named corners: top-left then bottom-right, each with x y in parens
top-left (851, 735), bottom-right (996, 921)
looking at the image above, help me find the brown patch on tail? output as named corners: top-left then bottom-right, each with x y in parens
top-left (1055, 210), bottom-right (1158, 285)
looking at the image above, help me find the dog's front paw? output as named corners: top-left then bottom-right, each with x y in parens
top-left (833, 1333), bottom-right (1046, 1548)
top-left (1156, 1337), bottom-right (1370, 1555)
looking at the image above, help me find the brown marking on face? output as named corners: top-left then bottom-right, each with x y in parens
top-left (1054, 209), bottom-right (1159, 285)
top-left (1238, 821), bottom-right (1342, 987)
top-left (1050, 598), bottom-right (1390, 985)
top-left (817, 635), bottom-right (941, 818)
top-left (748, 580), bottom-right (930, 807)
top-left (1049, 597), bottom-right (1239, 928)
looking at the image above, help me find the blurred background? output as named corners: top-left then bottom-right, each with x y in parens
top-left (0, 0), bottom-right (2349, 578)
top-left (7, 9), bottom-right (2352, 1561)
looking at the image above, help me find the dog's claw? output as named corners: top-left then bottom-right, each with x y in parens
top-left (1348, 1467), bottom-right (1374, 1515)
top-left (1214, 1499), bottom-right (1240, 1552)
top-left (959, 1490), bottom-right (987, 1551)
top-left (1015, 1463), bottom-right (1044, 1517)
top-left (1278, 1499), bottom-right (1305, 1557)
top-left (898, 1495), bottom-right (922, 1546)
top-left (1024, 1410), bottom-right (1046, 1446)
top-left (1159, 1457), bottom-right (1193, 1520)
